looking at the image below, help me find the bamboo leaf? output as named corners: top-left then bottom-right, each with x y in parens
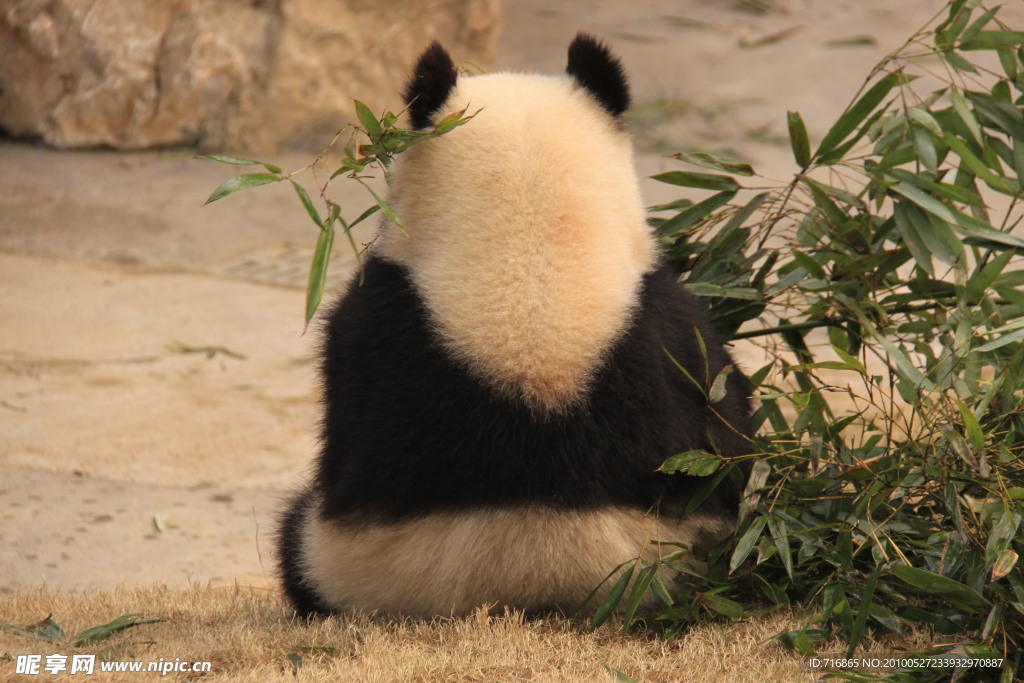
top-left (967, 249), bottom-right (1017, 300)
top-left (766, 516), bottom-right (794, 580)
top-left (655, 191), bottom-right (737, 237)
top-left (659, 450), bottom-right (721, 476)
top-left (991, 550), bottom-right (1019, 582)
top-left (708, 364), bottom-right (735, 404)
top-left (950, 89), bottom-right (983, 145)
top-left (590, 565), bottom-right (634, 630)
top-left (434, 108), bottom-right (474, 135)
top-left (703, 593), bottom-right (744, 618)
top-left (357, 178), bottom-right (403, 231)
top-left (304, 224), bottom-right (334, 328)
top-left (730, 516), bottom-right (768, 573)
top-left (651, 171), bottom-right (742, 191)
top-left (71, 615), bottom-right (165, 647)
top-left (684, 283), bottom-right (763, 301)
top-left (960, 31), bottom-right (1024, 51)
top-left (943, 133), bottom-right (1013, 193)
top-left (890, 564), bottom-right (989, 611)
top-left (889, 181), bottom-right (1024, 248)
top-left (815, 72), bottom-right (901, 161)
top-left (0, 615), bottom-right (66, 643)
top-left (669, 152), bottom-right (755, 176)
top-left (621, 563), bottom-right (659, 629)
top-left (846, 565), bottom-right (882, 656)
top-left (204, 173), bottom-right (281, 204)
top-left (787, 111), bottom-right (811, 167)
top-left (197, 155), bottom-right (282, 174)
top-left (291, 181), bottom-right (324, 229)
top-left (354, 100), bottom-right (382, 139)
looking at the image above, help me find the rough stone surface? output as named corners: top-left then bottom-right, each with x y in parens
top-left (0, 0), bottom-right (501, 151)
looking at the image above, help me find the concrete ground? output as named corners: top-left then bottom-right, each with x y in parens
top-left (1, 0), bottom-right (997, 593)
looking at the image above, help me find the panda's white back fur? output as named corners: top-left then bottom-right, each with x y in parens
top-left (378, 73), bottom-right (655, 411)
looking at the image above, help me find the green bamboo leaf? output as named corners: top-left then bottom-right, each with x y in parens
top-left (650, 171), bottom-right (741, 191)
top-left (669, 152), bottom-right (754, 176)
top-left (985, 511), bottom-right (1022, 567)
top-left (0, 615), bottom-right (66, 643)
top-left (204, 173), bottom-right (281, 204)
top-left (893, 202), bottom-right (934, 276)
top-left (912, 126), bottom-right (938, 174)
top-left (354, 100), bottom-right (382, 139)
top-left (967, 249), bottom-right (1017, 300)
top-left (936, 1), bottom-right (972, 49)
top-left (659, 450), bottom-right (721, 476)
top-left (976, 326), bottom-right (1024, 352)
top-left (708, 364), bottom-right (735, 404)
top-left (997, 47), bottom-right (1020, 80)
top-left (766, 516), bottom-right (794, 580)
top-left (958, 6), bottom-right (1001, 47)
top-left (847, 565), bottom-right (882, 656)
top-left (722, 192), bottom-right (769, 232)
top-left (773, 628), bottom-right (824, 657)
top-left (803, 178), bottom-right (849, 227)
top-left (663, 347), bottom-right (706, 396)
top-left (961, 31), bottom-right (1024, 51)
top-left (304, 223), bottom-right (335, 328)
top-left (291, 181), bottom-right (323, 229)
top-left (348, 203), bottom-right (382, 229)
top-left (944, 49), bottom-right (978, 73)
top-left (832, 346), bottom-right (866, 373)
top-left (71, 615), bottom-right (165, 647)
top-left (703, 593), bottom-right (743, 618)
top-left (655, 191), bottom-right (737, 237)
top-left (649, 574), bottom-right (674, 609)
top-left (648, 198), bottom-right (694, 213)
top-left (943, 134), bottom-right (1013, 193)
top-left (787, 111), bottom-right (811, 167)
top-left (966, 91), bottom-right (1024, 141)
top-left (856, 311), bottom-right (934, 390)
top-left (815, 72), bottom-right (901, 161)
top-left (921, 210), bottom-right (966, 269)
top-left (197, 155), bottom-right (282, 174)
top-left (590, 565), bottom-right (634, 630)
top-left (730, 516), bottom-right (767, 573)
top-left (357, 178), bottom-right (403, 231)
top-left (621, 563), bottom-right (658, 629)
top-left (950, 89), bottom-right (983, 145)
top-left (890, 564), bottom-right (990, 611)
top-left (907, 107), bottom-right (943, 136)
top-left (889, 181), bottom-right (1024, 248)
top-left (606, 667), bottom-right (640, 683)
top-left (885, 168), bottom-right (985, 207)
top-left (434, 108), bottom-right (474, 135)
top-left (683, 283), bottom-right (762, 301)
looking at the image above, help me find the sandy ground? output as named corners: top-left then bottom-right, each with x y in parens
top-left (2, 0), bottom-right (1009, 594)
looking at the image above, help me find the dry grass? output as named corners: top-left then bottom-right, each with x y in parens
top-left (0, 584), bottom-right (939, 682)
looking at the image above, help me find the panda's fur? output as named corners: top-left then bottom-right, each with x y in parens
top-left (277, 34), bottom-right (753, 619)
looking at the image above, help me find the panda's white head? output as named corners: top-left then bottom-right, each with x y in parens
top-left (376, 34), bottom-right (656, 413)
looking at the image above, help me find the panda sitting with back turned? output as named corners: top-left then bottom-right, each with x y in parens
top-left (276, 33), bottom-right (753, 619)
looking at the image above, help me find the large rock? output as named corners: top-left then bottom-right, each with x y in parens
top-left (0, 0), bottom-right (501, 151)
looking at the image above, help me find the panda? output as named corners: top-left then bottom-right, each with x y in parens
top-left (276, 34), bottom-right (753, 619)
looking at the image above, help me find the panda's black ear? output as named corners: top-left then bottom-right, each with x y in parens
top-left (404, 42), bottom-right (458, 130)
top-left (566, 33), bottom-right (630, 117)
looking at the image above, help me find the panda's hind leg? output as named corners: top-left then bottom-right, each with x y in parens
top-left (277, 489), bottom-right (332, 618)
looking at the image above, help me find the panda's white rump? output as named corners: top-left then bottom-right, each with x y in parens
top-left (297, 501), bottom-right (730, 617)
